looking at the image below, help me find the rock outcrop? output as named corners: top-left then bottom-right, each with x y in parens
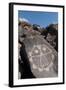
top-left (18, 18), bottom-right (58, 79)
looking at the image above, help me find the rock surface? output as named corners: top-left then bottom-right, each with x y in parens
top-left (18, 19), bottom-right (58, 79)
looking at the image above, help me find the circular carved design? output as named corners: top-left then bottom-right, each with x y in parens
top-left (28, 44), bottom-right (54, 72)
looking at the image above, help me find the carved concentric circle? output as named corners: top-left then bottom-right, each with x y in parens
top-left (28, 44), bottom-right (54, 72)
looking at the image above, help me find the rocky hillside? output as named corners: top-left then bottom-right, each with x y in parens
top-left (18, 18), bottom-right (58, 79)
top-left (18, 18), bottom-right (58, 51)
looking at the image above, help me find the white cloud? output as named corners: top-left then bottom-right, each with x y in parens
top-left (52, 21), bottom-right (58, 24)
top-left (19, 18), bottom-right (29, 23)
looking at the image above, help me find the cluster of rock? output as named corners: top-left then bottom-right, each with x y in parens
top-left (18, 18), bottom-right (58, 79)
top-left (19, 19), bottom-right (58, 51)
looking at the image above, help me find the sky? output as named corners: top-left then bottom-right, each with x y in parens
top-left (18, 10), bottom-right (58, 28)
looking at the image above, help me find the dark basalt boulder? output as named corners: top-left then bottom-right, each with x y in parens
top-left (18, 26), bottom-right (58, 79)
top-left (41, 24), bottom-right (58, 51)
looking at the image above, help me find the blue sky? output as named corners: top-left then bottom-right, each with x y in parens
top-left (18, 10), bottom-right (58, 28)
